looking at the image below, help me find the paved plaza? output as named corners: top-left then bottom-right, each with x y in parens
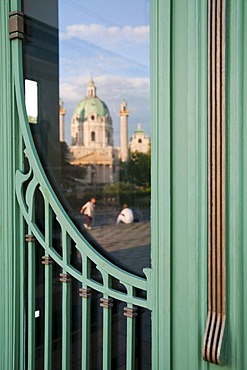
top-left (90, 222), bottom-right (151, 275)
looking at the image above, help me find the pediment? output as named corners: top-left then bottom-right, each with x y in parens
top-left (70, 151), bottom-right (113, 165)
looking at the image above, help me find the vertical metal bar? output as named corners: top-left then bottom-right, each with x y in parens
top-left (101, 298), bottom-right (112, 370)
top-left (217, 0), bottom-right (227, 360)
top-left (100, 273), bottom-right (112, 370)
top-left (62, 278), bottom-right (71, 370)
top-left (61, 227), bottom-right (71, 370)
top-left (44, 200), bottom-right (53, 370)
top-left (124, 303), bottom-right (137, 370)
top-left (81, 291), bottom-right (91, 370)
top-left (44, 261), bottom-right (53, 369)
top-left (206, 0), bottom-right (217, 360)
top-left (221, 0), bottom-right (226, 320)
top-left (81, 256), bottom-right (91, 370)
top-left (27, 231), bottom-right (36, 370)
top-left (203, 0), bottom-right (226, 364)
top-left (203, 0), bottom-right (213, 358)
top-left (212, 0), bottom-right (223, 363)
top-left (19, 215), bottom-right (25, 370)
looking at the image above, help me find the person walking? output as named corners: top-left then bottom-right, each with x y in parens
top-left (116, 204), bottom-right (134, 224)
top-left (80, 198), bottom-right (96, 230)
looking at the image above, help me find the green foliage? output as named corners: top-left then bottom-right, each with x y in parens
top-left (120, 150), bottom-right (151, 188)
top-left (60, 141), bottom-right (87, 185)
top-left (103, 182), bottom-right (150, 208)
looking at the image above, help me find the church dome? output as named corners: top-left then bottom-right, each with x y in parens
top-left (73, 78), bottom-right (110, 122)
top-left (74, 96), bottom-right (110, 121)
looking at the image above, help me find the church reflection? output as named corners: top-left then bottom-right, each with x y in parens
top-left (59, 78), bottom-right (151, 275)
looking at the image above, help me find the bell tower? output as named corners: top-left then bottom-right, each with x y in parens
top-left (119, 99), bottom-right (129, 162)
top-left (59, 99), bottom-right (66, 142)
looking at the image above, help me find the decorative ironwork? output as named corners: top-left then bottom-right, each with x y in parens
top-left (15, 154), bottom-right (151, 308)
top-left (100, 297), bottom-right (113, 309)
top-left (9, 11), bottom-right (24, 40)
top-left (79, 287), bottom-right (92, 298)
top-left (59, 273), bottom-right (71, 283)
top-left (124, 306), bottom-right (138, 318)
top-left (25, 234), bottom-right (36, 242)
top-left (41, 256), bottom-right (53, 265)
top-left (202, 0), bottom-right (227, 365)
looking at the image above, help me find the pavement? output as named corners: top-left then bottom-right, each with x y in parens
top-left (90, 222), bottom-right (151, 275)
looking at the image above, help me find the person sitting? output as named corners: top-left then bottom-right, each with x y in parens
top-left (116, 204), bottom-right (134, 224)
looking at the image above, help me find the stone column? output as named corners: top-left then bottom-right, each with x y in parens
top-left (119, 100), bottom-right (129, 162)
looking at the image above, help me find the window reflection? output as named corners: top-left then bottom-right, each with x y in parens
top-left (23, 1), bottom-right (152, 368)
top-left (58, 0), bottom-right (151, 275)
top-left (25, 79), bottom-right (38, 124)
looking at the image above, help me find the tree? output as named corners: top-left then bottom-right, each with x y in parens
top-left (60, 141), bottom-right (87, 186)
top-left (120, 150), bottom-right (151, 188)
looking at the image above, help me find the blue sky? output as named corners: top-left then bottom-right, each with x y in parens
top-left (59, 0), bottom-right (150, 145)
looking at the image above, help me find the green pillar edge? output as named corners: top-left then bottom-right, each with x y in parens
top-left (0, 0), bottom-right (22, 369)
top-left (0, 1), bottom-right (12, 369)
top-left (150, 0), bottom-right (172, 368)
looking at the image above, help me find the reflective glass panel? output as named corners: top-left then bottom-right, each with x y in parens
top-left (24, 0), bottom-right (150, 276)
top-left (23, 1), bottom-right (151, 369)
top-left (58, 0), bottom-right (151, 276)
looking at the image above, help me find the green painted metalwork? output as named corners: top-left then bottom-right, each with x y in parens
top-left (1, 0), bottom-right (247, 369)
top-left (81, 285), bottom-right (91, 369)
top-left (0, 1), bottom-right (13, 368)
top-left (102, 299), bottom-right (112, 370)
top-left (150, 0), bottom-right (172, 366)
top-left (7, 2), bottom-right (152, 369)
top-left (0, 0), bottom-right (25, 369)
top-left (150, 0), bottom-right (208, 369)
top-left (44, 200), bottom-right (53, 370)
top-left (61, 275), bottom-right (71, 370)
top-left (13, 50), bottom-right (151, 305)
top-left (27, 232), bottom-right (36, 370)
top-left (227, 1), bottom-right (247, 369)
top-left (125, 302), bottom-right (136, 370)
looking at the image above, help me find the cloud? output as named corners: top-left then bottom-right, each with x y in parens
top-left (60, 23), bottom-right (150, 46)
top-left (60, 51), bottom-right (148, 80)
top-left (60, 75), bottom-right (150, 104)
top-left (59, 25), bottom-right (150, 144)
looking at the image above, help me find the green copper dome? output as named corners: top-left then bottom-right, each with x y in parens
top-left (135, 123), bottom-right (144, 134)
top-left (73, 79), bottom-right (111, 122)
top-left (74, 96), bottom-right (110, 121)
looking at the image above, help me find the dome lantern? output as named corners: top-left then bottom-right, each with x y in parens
top-left (87, 76), bottom-right (96, 98)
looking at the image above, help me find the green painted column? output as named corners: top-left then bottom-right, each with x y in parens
top-left (0, 2), bottom-right (12, 369)
top-left (0, 0), bottom-right (23, 369)
top-left (226, 0), bottom-right (247, 369)
top-left (151, 0), bottom-right (208, 369)
top-left (151, 0), bottom-right (247, 369)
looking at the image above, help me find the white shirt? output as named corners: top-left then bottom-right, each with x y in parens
top-left (81, 201), bottom-right (95, 217)
top-left (116, 208), bottom-right (134, 224)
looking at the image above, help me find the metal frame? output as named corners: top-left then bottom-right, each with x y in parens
top-left (3, 0), bottom-right (247, 369)
top-left (8, 1), bottom-right (152, 369)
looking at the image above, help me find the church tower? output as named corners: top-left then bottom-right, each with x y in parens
top-left (119, 99), bottom-right (129, 162)
top-left (59, 99), bottom-right (66, 142)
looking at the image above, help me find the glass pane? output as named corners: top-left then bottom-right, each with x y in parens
top-left (24, 0), bottom-right (151, 277)
top-left (23, 1), bottom-right (151, 369)
top-left (58, 0), bottom-right (151, 276)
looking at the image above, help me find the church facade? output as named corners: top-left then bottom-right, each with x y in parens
top-left (62, 78), bottom-right (150, 184)
top-left (129, 123), bottom-right (151, 154)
